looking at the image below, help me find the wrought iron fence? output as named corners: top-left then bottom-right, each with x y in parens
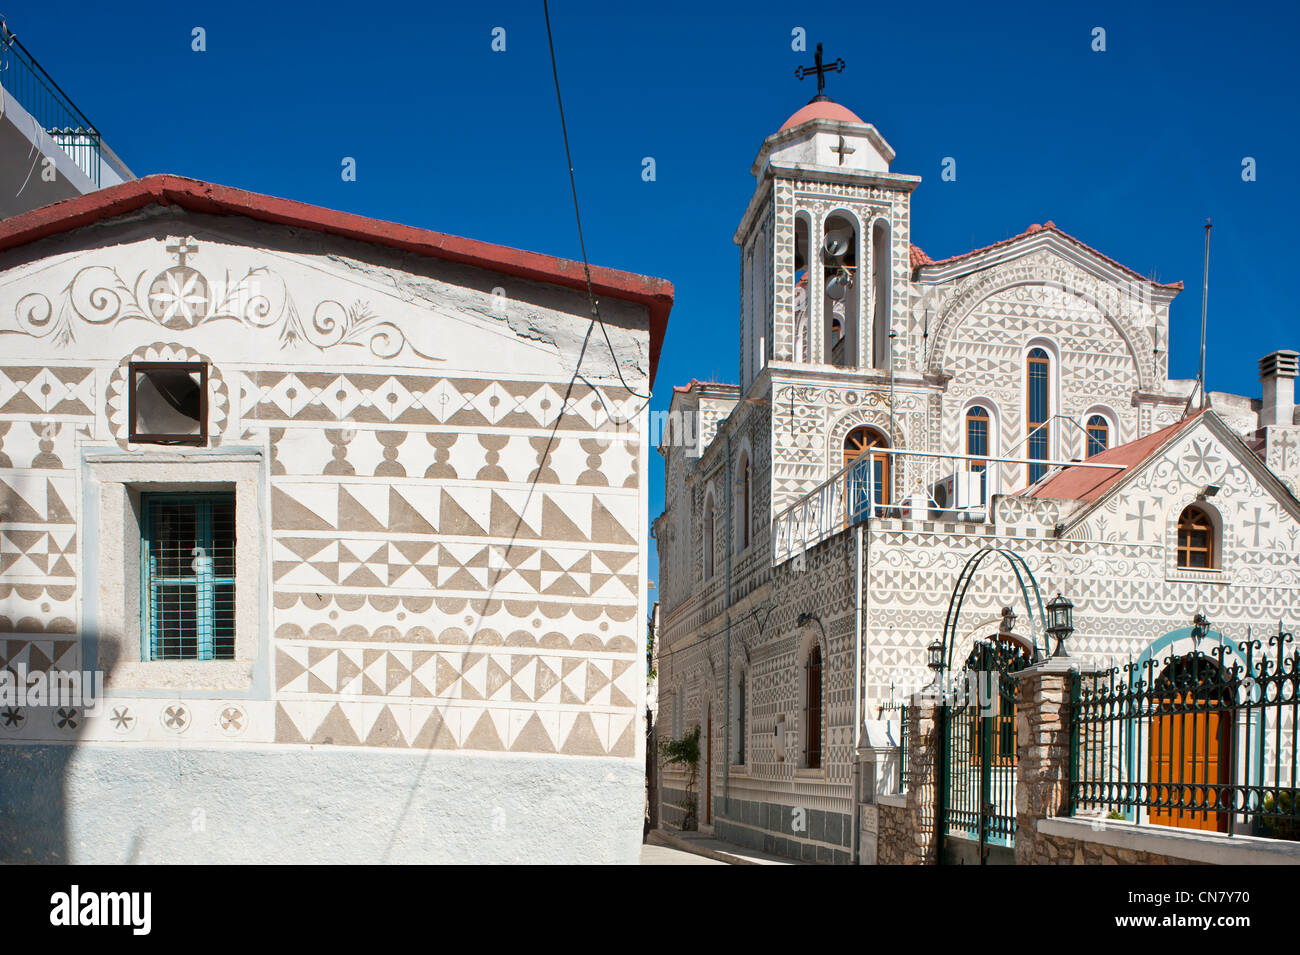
top-left (1070, 626), bottom-right (1300, 839)
top-left (899, 705), bottom-right (909, 792)
top-left (0, 20), bottom-right (103, 186)
top-left (941, 640), bottom-right (1027, 854)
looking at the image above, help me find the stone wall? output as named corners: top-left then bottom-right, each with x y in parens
top-left (874, 703), bottom-right (938, 864)
top-left (1029, 831), bottom-right (1191, 865)
top-left (1013, 661), bottom-right (1074, 865)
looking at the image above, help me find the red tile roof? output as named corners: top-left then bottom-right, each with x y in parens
top-left (672, 379), bottom-right (738, 394)
top-left (0, 175), bottom-right (675, 385)
top-left (1026, 413), bottom-right (1205, 502)
top-left (778, 100), bottom-right (865, 132)
top-left (909, 244), bottom-right (933, 268)
top-left (918, 221), bottom-right (1183, 291)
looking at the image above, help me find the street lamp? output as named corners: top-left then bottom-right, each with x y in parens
top-left (1191, 612), bottom-right (1211, 646)
top-left (926, 639), bottom-right (944, 673)
top-left (1045, 593), bottom-right (1074, 657)
top-left (998, 605), bottom-right (1016, 637)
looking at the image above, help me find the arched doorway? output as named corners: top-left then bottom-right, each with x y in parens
top-left (1148, 653), bottom-right (1235, 833)
top-left (962, 633), bottom-right (1032, 769)
top-left (943, 630), bottom-right (1032, 864)
top-left (843, 426), bottom-right (890, 512)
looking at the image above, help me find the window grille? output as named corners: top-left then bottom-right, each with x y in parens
top-left (141, 493), bottom-right (236, 660)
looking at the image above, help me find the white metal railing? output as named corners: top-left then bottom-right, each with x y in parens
top-left (771, 447), bottom-right (1126, 567)
top-left (1001, 413), bottom-right (1090, 464)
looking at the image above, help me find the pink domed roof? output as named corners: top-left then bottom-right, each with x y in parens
top-left (778, 99), bottom-right (864, 132)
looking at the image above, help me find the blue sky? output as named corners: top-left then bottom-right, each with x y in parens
top-left (15, 0), bottom-right (1298, 589)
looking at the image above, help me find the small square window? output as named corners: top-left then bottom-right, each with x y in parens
top-left (129, 362), bottom-right (208, 445)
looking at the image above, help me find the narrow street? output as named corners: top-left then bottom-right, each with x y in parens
top-left (639, 844), bottom-right (726, 865)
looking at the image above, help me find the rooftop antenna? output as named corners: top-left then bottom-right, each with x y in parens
top-left (1197, 218), bottom-right (1211, 410)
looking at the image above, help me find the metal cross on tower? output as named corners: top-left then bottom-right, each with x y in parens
top-left (795, 43), bottom-right (845, 100)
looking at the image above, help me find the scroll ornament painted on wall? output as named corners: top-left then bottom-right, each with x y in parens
top-left (10, 236), bottom-right (438, 361)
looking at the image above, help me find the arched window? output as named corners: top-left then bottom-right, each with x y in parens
top-left (872, 219), bottom-right (892, 369)
top-left (1177, 506), bottom-right (1216, 569)
top-left (1026, 347), bottom-right (1051, 484)
top-left (823, 213), bottom-right (857, 367)
top-left (794, 216), bottom-right (810, 288)
top-left (844, 426), bottom-right (890, 510)
top-left (966, 405), bottom-right (990, 498)
top-left (804, 643), bottom-right (823, 769)
top-left (794, 272), bottom-right (810, 363)
top-left (794, 215), bottom-right (810, 363)
top-left (707, 496), bottom-right (717, 579)
top-left (736, 452), bottom-right (752, 552)
top-left (1086, 414), bottom-right (1110, 457)
top-left (734, 673), bottom-right (747, 766)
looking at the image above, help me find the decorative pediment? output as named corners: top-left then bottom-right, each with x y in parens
top-left (926, 246), bottom-right (1159, 392)
top-left (1065, 415), bottom-right (1300, 561)
top-left (0, 231), bottom-right (570, 375)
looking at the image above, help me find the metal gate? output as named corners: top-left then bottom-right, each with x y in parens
top-left (939, 639), bottom-right (1029, 865)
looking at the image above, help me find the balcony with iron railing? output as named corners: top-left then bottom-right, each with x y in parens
top-left (0, 19), bottom-right (132, 212)
top-left (770, 445), bottom-right (1126, 567)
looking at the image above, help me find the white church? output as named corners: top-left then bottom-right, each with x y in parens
top-left (652, 65), bottom-right (1300, 864)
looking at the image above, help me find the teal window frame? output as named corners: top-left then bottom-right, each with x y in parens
top-left (140, 492), bottom-right (236, 661)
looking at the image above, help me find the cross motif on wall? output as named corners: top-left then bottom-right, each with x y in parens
top-left (831, 135), bottom-right (855, 165)
top-left (1243, 506), bottom-right (1268, 546)
top-left (1126, 500), bottom-right (1155, 540)
top-left (166, 236), bottom-right (199, 268)
top-left (1273, 430), bottom-right (1297, 471)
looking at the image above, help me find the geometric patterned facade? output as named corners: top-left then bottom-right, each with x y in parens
top-left (0, 179), bottom-right (663, 771)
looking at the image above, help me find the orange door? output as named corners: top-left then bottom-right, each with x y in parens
top-left (1148, 696), bottom-right (1230, 833)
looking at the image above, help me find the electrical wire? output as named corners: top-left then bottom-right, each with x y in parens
top-left (543, 0), bottom-right (652, 406)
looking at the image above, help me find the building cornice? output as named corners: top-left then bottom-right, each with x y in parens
top-left (733, 164), bottom-right (921, 245)
top-left (915, 229), bottom-right (1180, 305)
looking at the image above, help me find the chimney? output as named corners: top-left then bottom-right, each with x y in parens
top-left (1259, 350), bottom-right (1299, 427)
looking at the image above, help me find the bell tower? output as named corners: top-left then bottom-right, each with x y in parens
top-left (734, 47), bottom-right (921, 395)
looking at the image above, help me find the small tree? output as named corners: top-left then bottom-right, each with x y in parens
top-left (1257, 791), bottom-right (1300, 841)
top-left (659, 725), bottom-right (702, 830)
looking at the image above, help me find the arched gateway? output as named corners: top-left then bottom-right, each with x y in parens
top-left (936, 547), bottom-right (1052, 865)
